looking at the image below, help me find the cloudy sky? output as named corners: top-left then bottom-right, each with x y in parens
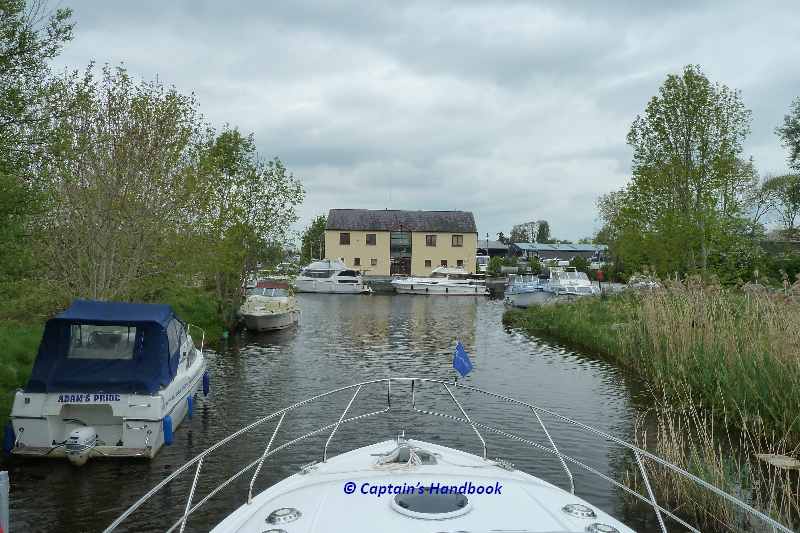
top-left (53, 1), bottom-right (799, 241)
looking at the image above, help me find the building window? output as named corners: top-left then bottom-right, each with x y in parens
top-left (425, 235), bottom-right (437, 247)
top-left (371, 258), bottom-right (378, 266)
top-left (457, 259), bottom-right (464, 268)
top-left (340, 232), bottom-right (350, 245)
top-left (366, 233), bottom-right (376, 246)
top-left (441, 259), bottom-right (448, 267)
top-left (354, 257), bottom-right (361, 266)
top-left (425, 259), bottom-right (431, 268)
top-left (452, 235), bottom-right (463, 247)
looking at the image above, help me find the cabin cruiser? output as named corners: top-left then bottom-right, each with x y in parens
top-left (239, 282), bottom-right (299, 332)
top-left (391, 266), bottom-right (488, 295)
top-left (546, 267), bottom-right (600, 297)
top-left (6, 300), bottom-right (208, 465)
top-left (504, 275), bottom-right (552, 307)
top-left (293, 259), bottom-right (371, 294)
top-left (103, 377), bottom-right (791, 533)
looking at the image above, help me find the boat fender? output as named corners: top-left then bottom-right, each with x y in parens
top-left (2, 422), bottom-right (14, 455)
top-left (202, 371), bottom-right (210, 397)
top-left (187, 396), bottom-right (194, 420)
top-left (163, 416), bottom-right (173, 446)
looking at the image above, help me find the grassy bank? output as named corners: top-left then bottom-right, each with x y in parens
top-left (504, 283), bottom-right (800, 530)
top-left (503, 283), bottom-right (800, 438)
top-left (0, 284), bottom-right (226, 427)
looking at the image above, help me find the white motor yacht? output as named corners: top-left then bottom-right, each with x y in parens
top-left (547, 267), bottom-right (600, 297)
top-left (391, 266), bottom-right (488, 295)
top-left (239, 282), bottom-right (300, 332)
top-left (293, 259), bottom-right (371, 294)
top-left (6, 300), bottom-right (208, 465)
top-left (104, 377), bottom-right (791, 533)
top-left (504, 275), bottom-right (552, 307)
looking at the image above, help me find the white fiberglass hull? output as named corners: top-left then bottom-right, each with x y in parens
top-left (504, 289), bottom-right (553, 307)
top-left (294, 279), bottom-right (371, 294)
top-left (392, 282), bottom-right (488, 295)
top-left (211, 438), bottom-right (634, 533)
top-left (9, 349), bottom-right (207, 460)
top-left (242, 310), bottom-right (299, 332)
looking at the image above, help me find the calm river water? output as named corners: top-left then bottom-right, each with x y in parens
top-left (4, 294), bottom-right (669, 532)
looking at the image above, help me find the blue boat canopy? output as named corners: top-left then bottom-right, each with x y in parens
top-left (26, 299), bottom-right (187, 395)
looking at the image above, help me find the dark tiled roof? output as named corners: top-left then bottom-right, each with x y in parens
top-left (478, 239), bottom-right (508, 250)
top-left (326, 209), bottom-right (477, 233)
top-left (511, 243), bottom-right (608, 252)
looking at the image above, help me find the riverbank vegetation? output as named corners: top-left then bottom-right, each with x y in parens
top-left (594, 66), bottom-right (800, 286)
top-left (504, 282), bottom-right (800, 438)
top-left (0, 3), bottom-right (303, 419)
top-left (504, 284), bottom-right (800, 530)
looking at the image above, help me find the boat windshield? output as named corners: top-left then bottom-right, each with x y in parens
top-left (247, 288), bottom-right (289, 297)
top-left (302, 269), bottom-right (334, 278)
top-left (68, 324), bottom-right (137, 360)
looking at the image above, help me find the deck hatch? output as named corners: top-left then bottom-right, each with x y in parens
top-left (392, 488), bottom-right (470, 520)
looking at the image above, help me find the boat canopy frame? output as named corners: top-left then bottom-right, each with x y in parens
top-left (25, 300), bottom-right (193, 395)
top-left (103, 377), bottom-right (793, 533)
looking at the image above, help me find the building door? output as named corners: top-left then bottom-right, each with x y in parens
top-left (390, 231), bottom-right (411, 275)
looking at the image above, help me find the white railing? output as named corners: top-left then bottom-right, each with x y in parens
top-left (103, 377), bottom-right (794, 533)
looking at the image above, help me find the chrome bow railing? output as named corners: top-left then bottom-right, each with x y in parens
top-left (103, 377), bottom-right (793, 533)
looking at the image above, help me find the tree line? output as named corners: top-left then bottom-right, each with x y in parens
top-left (598, 65), bottom-right (800, 284)
top-left (1, 2), bottom-right (303, 322)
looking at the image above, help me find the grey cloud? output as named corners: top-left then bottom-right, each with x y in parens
top-left (52, 0), bottom-right (800, 240)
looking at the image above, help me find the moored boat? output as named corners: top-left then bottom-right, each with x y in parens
top-left (6, 300), bottom-right (208, 465)
top-left (239, 282), bottom-right (299, 332)
top-left (293, 259), bottom-right (371, 294)
top-left (391, 266), bottom-right (488, 295)
top-left (546, 266), bottom-right (599, 297)
top-left (504, 275), bottom-right (552, 307)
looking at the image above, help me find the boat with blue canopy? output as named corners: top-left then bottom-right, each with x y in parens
top-left (5, 299), bottom-right (209, 465)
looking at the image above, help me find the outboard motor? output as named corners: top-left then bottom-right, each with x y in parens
top-left (65, 426), bottom-right (98, 466)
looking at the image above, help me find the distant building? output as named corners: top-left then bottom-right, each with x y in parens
top-left (325, 209), bottom-right (478, 276)
top-left (476, 239), bottom-right (509, 258)
top-left (510, 242), bottom-right (607, 262)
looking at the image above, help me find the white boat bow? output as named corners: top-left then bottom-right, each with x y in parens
top-left (103, 378), bottom-right (792, 533)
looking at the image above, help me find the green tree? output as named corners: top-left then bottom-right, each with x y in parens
top-left (606, 65), bottom-right (754, 276)
top-left (764, 174), bottom-right (800, 239)
top-left (496, 231), bottom-right (508, 245)
top-left (487, 256), bottom-right (504, 276)
top-left (0, 0), bottom-right (73, 284)
top-left (194, 129), bottom-right (304, 325)
top-left (510, 222), bottom-right (535, 243)
top-left (535, 220), bottom-right (551, 243)
top-left (300, 215), bottom-right (326, 264)
top-left (777, 97), bottom-right (800, 171)
top-left (570, 256), bottom-right (590, 273)
top-left (35, 65), bottom-right (205, 300)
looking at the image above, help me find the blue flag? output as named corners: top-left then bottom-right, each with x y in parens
top-left (453, 341), bottom-right (473, 377)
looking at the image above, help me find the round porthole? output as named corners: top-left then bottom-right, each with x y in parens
top-left (391, 488), bottom-right (471, 520)
top-left (586, 524), bottom-right (620, 533)
top-left (563, 503), bottom-right (597, 519)
top-left (266, 507), bottom-right (301, 525)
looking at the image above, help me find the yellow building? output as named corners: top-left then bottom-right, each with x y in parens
top-left (324, 209), bottom-right (478, 276)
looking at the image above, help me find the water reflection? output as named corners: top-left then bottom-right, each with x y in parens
top-left (5, 294), bottom-right (666, 532)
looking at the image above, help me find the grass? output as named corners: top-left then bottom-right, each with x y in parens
top-left (0, 281), bottom-right (226, 427)
top-left (0, 322), bottom-right (44, 428)
top-left (628, 393), bottom-right (799, 531)
top-left (504, 281), bottom-right (800, 531)
top-left (503, 281), bottom-right (800, 438)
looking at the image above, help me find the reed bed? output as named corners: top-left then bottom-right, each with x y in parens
top-left (629, 393), bottom-right (799, 531)
top-left (503, 281), bottom-right (800, 438)
top-left (504, 282), bottom-right (800, 531)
